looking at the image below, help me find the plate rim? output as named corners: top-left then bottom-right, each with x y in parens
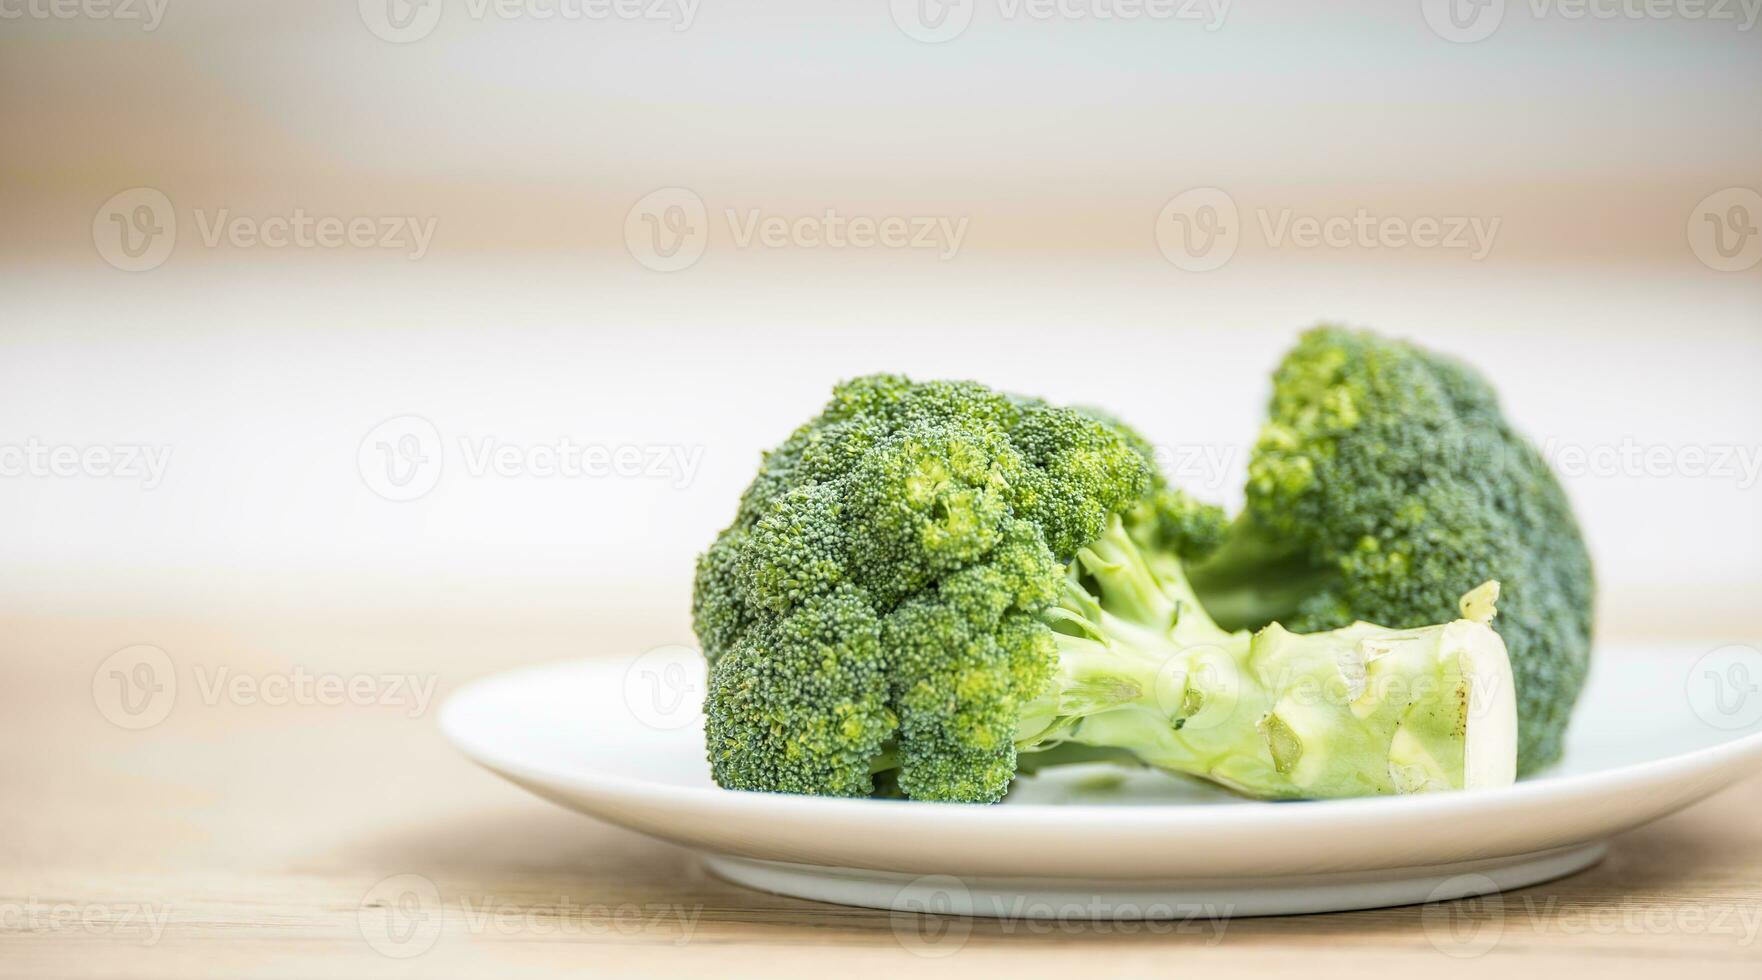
top-left (438, 655), bottom-right (1762, 830)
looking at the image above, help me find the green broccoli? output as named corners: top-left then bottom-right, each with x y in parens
top-left (694, 374), bottom-right (1520, 803)
top-left (1189, 326), bottom-right (1595, 775)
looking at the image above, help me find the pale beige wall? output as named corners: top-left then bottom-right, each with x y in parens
top-left (1, 1), bottom-right (1758, 640)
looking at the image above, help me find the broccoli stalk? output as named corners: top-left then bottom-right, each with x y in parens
top-left (1174, 515), bottom-right (1330, 631)
top-left (1012, 516), bottom-right (1517, 798)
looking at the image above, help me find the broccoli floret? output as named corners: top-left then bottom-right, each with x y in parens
top-left (1189, 326), bottom-right (1595, 775)
top-left (696, 374), bottom-right (1522, 802)
top-left (694, 377), bottom-right (1146, 802)
top-left (704, 585), bottom-right (894, 798)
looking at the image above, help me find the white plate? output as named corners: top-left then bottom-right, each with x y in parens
top-left (439, 643), bottom-right (1762, 918)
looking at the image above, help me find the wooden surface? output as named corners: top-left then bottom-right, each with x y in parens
top-left (4, 608), bottom-right (1761, 979)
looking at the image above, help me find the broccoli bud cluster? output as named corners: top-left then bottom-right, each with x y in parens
top-left (694, 376), bottom-right (1151, 802)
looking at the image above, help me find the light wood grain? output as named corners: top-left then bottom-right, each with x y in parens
top-left (3, 611), bottom-right (1759, 979)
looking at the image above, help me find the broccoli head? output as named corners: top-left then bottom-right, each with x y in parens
top-left (693, 376), bottom-right (1148, 802)
top-left (1190, 326), bottom-right (1595, 774)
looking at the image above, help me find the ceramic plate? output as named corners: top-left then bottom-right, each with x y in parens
top-left (439, 642), bottom-right (1762, 918)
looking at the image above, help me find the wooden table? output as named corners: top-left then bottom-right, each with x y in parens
top-left (5, 607), bottom-right (1759, 979)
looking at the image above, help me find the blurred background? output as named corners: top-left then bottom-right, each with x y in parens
top-left (1, 6), bottom-right (1760, 973)
top-left (2, 0), bottom-right (1759, 646)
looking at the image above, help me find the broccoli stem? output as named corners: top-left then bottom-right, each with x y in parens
top-left (1186, 514), bottom-right (1336, 631)
top-left (1018, 517), bottom-right (1517, 799)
